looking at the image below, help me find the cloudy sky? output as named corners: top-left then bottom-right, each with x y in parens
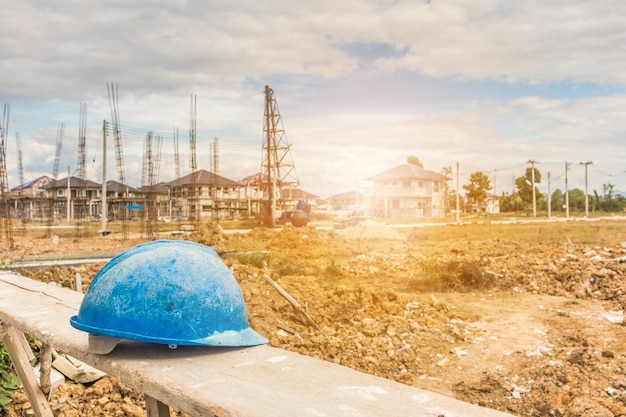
top-left (2, 0), bottom-right (626, 198)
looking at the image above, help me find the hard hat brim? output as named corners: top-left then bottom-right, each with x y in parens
top-left (70, 314), bottom-right (268, 348)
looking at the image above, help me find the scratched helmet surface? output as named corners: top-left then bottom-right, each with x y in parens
top-left (70, 239), bottom-right (267, 348)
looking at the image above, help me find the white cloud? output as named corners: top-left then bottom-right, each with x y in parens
top-left (3, 0), bottom-right (626, 197)
top-left (374, 1), bottom-right (626, 85)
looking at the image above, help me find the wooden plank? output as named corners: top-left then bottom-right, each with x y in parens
top-left (145, 394), bottom-right (171, 417)
top-left (39, 343), bottom-right (52, 395)
top-left (2, 326), bottom-right (54, 417)
top-left (0, 271), bottom-right (517, 417)
top-left (17, 326), bottom-right (35, 362)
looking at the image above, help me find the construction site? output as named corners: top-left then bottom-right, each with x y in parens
top-left (3, 86), bottom-right (626, 417)
top-left (0, 84), bottom-right (307, 254)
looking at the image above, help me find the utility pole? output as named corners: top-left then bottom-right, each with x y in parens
top-left (528, 160), bottom-right (536, 217)
top-left (565, 161), bottom-right (570, 218)
top-left (455, 162), bottom-right (460, 223)
top-left (547, 171), bottom-right (551, 219)
top-left (580, 161), bottom-right (593, 217)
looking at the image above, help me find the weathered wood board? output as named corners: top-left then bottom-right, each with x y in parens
top-left (0, 271), bottom-right (517, 417)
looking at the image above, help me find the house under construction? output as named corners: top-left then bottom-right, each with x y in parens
top-left (0, 84), bottom-right (310, 239)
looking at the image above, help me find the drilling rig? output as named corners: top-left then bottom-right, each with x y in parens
top-left (260, 85), bottom-right (304, 227)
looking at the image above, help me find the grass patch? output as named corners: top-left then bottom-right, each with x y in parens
top-left (323, 259), bottom-right (346, 281)
top-left (233, 251), bottom-right (270, 269)
top-left (410, 258), bottom-right (494, 292)
top-left (407, 221), bottom-right (626, 247)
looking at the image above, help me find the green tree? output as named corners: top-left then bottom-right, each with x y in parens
top-left (515, 167), bottom-right (542, 209)
top-left (612, 196), bottom-right (626, 212)
top-left (463, 171), bottom-right (492, 212)
top-left (551, 189), bottom-right (564, 212)
top-left (407, 156), bottom-right (423, 168)
top-left (599, 183), bottom-right (621, 212)
top-left (499, 193), bottom-right (516, 212)
top-left (568, 188), bottom-right (586, 211)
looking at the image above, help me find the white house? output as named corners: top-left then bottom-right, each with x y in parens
top-left (365, 164), bottom-right (450, 219)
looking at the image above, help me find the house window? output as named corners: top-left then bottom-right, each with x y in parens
top-left (57, 189), bottom-right (64, 197)
top-left (392, 199), bottom-right (400, 209)
top-left (434, 182), bottom-right (440, 192)
top-left (418, 181), bottom-right (424, 188)
top-left (403, 180), bottom-right (411, 188)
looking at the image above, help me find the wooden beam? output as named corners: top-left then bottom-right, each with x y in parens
top-left (39, 343), bottom-right (52, 395)
top-left (17, 327), bottom-right (35, 362)
top-left (145, 394), bottom-right (171, 417)
top-left (2, 326), bottom-right (54, 417)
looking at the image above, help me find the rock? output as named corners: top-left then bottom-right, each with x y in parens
top-left (436, 357), bottom-right (449, 367)
top-left (564, 397), bottom-right (613, 417)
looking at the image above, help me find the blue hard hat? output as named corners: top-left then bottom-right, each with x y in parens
top-left (70, 240), bottom-right (267, 349)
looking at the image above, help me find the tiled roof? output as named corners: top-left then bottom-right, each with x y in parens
top-left (105, 180), bottom-right (141, 193)
top-left (11, 176), bottom-right (53, 191)
top-left (366, 164), bottom-right (450, 182)
top-left (41, 177), bottom-right (102, 189)
top-left (166, 169), bottom-right (241, 187)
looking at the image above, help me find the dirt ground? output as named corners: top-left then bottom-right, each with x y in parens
top-left (6, 218), bottom-right (626, 417)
